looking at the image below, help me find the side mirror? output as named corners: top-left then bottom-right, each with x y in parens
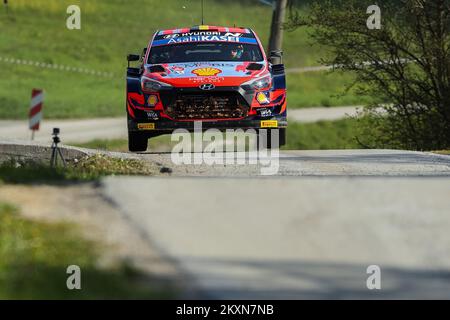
top-left (127, 54), bottom-right (140, 67)
top-left (271, 63), bottom-right (285, 75)
top-left (127, 54), bottom-right (140, 62)
top-left (127, 67), bottom-right (141, 77)
top-left (269, 50), bottom-right (283, 65)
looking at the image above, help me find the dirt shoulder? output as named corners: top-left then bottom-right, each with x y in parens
top-left (0, 182), bottom-right (185, 296)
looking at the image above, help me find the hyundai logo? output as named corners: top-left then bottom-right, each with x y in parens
top-left (199, 83), bottom-right (215, 90)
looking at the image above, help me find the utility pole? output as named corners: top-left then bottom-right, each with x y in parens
top-left (268, 0), bottom-right (288, 64)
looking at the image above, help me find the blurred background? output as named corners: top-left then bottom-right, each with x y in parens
top-left (1, 0), bottom-right (449, 300)
top-left (0, 0), bottom-right (374, 151)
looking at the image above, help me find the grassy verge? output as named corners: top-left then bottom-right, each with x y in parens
top-left (75, 136), bottom-right (173, 153)
top-left (284, 118), bottom-right (361, 150)
top-left (0, 203), bottom-right (172, 299)
top-left (287, 71), bottom-right (375, 108)
top-left (0, 154), bottom-right (157, 184)
top-left (74, 118), bottom-right (363, 151)
top-left (433, 150), bottom-right (450, 155)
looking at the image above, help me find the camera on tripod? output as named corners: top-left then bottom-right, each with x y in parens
top-left (52, 127), bottom-right (61, 143)
top-left (50, 127), bottom-right (66, 167)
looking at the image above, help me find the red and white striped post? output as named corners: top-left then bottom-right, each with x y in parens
top-left (29, 89), bottom-right (44, 140)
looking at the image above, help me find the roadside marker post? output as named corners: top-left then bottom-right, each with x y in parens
top-left (29, 88), bottom-right (44, 140)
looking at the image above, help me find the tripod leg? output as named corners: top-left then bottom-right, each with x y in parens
top-left (57, 147), bottom-right (67, 167)
top-left (50, 146), bottom-right (57, 167)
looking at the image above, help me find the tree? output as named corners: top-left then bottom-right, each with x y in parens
top-left (268, 0), bottom-right (288, 61)
top-left (288, 0), bottom-right (450, 150)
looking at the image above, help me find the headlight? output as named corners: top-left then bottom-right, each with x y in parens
top-left (141, 77), bottom-right (172, 92)
top-left (241, 75), bottom-right (272, 91)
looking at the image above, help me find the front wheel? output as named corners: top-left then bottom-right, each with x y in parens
top-left (128, 131), bottom-right (148, 152)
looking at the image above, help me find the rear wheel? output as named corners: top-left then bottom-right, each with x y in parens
top-left (279, 128), bottom-right (287, 147)
top-left (128, 131), bottom-right (148, 152)
top-left (257, 128), bottom-right (286, 149)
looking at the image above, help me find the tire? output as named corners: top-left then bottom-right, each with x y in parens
top-left (257, 128), bottom-right (286, 149)
top-left (128, 131), bottom-right (148, 152)
top-left (279, 128), bottom-right (287, 147)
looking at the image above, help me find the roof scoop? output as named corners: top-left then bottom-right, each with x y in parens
top-left (246, 63), bottom-right (264, 71)
top-left (149, 65), bottom-right (166, 73)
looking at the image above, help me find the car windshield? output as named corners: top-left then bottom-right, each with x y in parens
top-left (148, 43), bottom-right (264, 64)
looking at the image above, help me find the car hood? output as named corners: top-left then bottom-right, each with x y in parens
top-left (143, 61), bottom-right (268, 87)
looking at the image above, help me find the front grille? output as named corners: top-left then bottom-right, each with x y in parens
top-left (165, 92), bottom-right (249, 120)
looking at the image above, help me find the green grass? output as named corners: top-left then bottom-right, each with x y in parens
top-left (287, 71), bottom-right (375, 108)
top-left (0, 203), bottom-right (173, 299)
top-left (284, 118), bottom-right (361, 150)
top-left (0, 0), bottom-right (368, 119)
top-left (75, 139), bottom-right (131, 153)
top-left (433, 150), bottom-right (450, 155)
top-left (74, 118), bottom-right (363, 151)
top-left (0, 154), bottom-right (157, 183)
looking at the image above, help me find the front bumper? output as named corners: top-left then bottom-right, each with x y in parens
top-left (128, 115), bottom-right (287, 133)
top-left (127, 84), bottom-right (287, 133)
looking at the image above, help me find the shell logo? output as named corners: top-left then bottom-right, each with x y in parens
top-left (192, 67), bottom-right (222, 77)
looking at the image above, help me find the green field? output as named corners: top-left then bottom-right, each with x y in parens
top-left (0, 0), bottom-right (369, 119)
top-left (284, 118), bottom-right (361, 150)
top-left (0, 202), bottom-right (172, 299)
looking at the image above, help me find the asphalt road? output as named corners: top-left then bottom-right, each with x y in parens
top-left (102, 175), bottom-right (450, 299)
top-left (2, 140), bottom-right (450, 298)
top-left (0, 118), bottom-right (128, 143)
top-left (99, 149), bottom-right (450, 299)
top-left (134, 149), bottom-right (450, 177)
top-left (0, 106), bottom-right (359, 143)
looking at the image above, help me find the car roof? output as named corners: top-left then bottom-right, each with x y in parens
top-left (156, 25), bottom-right (254, 36)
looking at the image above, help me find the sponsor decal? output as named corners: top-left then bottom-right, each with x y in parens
top-left (167, 31), bottom-right (242, 38)
top-left (167, 35), bottom-right (241, 45)
top-left (179, 63), bottom-right (234, 68)
top-left (256, 92), bottom-right (270, 105)
top-left (163, 33), bottom-right (180, 39)
top-left (260, 120), bottom-right (278, 128)
top-left (258, 108), bottom-right (273, 117)
top-left (181, 31), bottom-right (220, 36)
top-left (137, 123), bottom-right (156, 130)
top-left (223, 32), bottom-right (242, 37)
top-left (152, 30), bottom-right (257, 46)
top-left (146, 111), bottom-right (159, 120)
top-left (188, 76), bottom-right (225, 83)
top-left (147, 95), bottom-right (158, 107)
top-left (170, 66), bottom-right (185, 74)
top-left (192, 67), bottom-right (222, 77)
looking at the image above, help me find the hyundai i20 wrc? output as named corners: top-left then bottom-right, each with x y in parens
top-left (126, 25), bottom-right (287, 151)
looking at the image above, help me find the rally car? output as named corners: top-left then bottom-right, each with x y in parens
top-left (126, 25), bottom-right (287, 151)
